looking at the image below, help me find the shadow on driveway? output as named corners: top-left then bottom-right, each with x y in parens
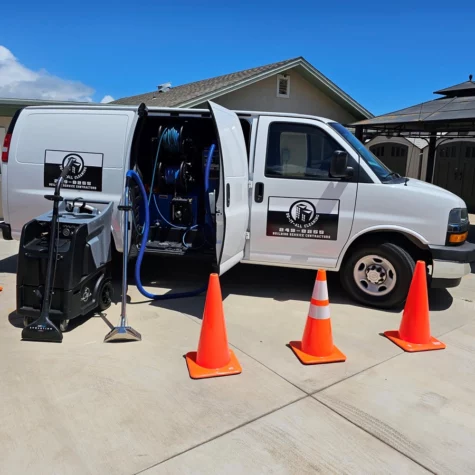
top-left (127, 255), bottom-right (454, 320)
top-left (2, 245), bottom-right (456, 327)
top-left (0, 254), bottom-right (17, 274)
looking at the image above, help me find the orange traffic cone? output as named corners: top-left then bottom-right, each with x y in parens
top-left (384, 260), bottom-right (446, 352)
top-left (289, 270), bottom-right (346, 364)
top-left (185, 273), bottom-right (242, 379)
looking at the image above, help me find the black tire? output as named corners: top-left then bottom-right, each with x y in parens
top-left (340, 242), bottom-right (416, 309)
top-left (98, 279), bottom-right (113, 311)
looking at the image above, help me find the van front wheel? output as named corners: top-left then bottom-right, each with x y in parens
top-left (341, 242), bottom-right (415, 309)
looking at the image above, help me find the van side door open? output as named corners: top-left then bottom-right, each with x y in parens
top-left (250, 116), bottom-right (359, 269)
top-left (208, 101), bottom-right (250, 275)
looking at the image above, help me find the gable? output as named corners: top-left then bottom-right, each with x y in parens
top-left (196, 68), bottom-right (359, 123)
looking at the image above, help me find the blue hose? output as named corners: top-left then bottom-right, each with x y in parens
top-left (203, 144), bottom-right (216, 242)
top-left (126, 169), bottom-right (207, 300)
top-left (148, 131), bottom-right (165, 206)
top-left (204, 144), bottom-right (215, 197)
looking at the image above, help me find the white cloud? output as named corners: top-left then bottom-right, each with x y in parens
top-left (0, 45), bottom-right (94, 102)
top-left (100, 95), bottom-right (115, 103)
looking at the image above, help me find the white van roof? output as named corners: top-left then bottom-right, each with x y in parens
top-left (20, 104), bottom-right (335, 125)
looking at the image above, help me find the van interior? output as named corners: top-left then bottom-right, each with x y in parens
top-left (131, 115), bottom-right (251, 260)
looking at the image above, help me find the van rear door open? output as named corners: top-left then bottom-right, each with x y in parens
top-left (7, 106), bottom-right (142, 244)
top-left (208, 101), bottom-right (249, 275)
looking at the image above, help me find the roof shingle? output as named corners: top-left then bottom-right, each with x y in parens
top-left (113, 58), bottom-right (300, 107)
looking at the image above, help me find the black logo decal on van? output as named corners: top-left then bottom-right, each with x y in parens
top-left (287, 200), bottom-right (319, 228)
top-left (44, 150), bottom-right (103, 192)
top-left (266, 197), bottom-right (339, 240)
top-left (62, 154), bottom-right (86, 179)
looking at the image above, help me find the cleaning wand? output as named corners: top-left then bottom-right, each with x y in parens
top-left (104, 175), bottom-right (142, 342)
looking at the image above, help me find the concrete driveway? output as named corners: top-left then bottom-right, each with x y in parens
top-left (0, 239), bottom-right (474, 474)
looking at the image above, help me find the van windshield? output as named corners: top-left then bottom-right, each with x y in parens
top-left (329, 122), bottom-right (401, 183)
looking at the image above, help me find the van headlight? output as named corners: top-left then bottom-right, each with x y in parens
top-left (447, 208), bottom-right (469, 244)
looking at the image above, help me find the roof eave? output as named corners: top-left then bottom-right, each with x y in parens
top-left (0, 97), bottom-right (92, 107)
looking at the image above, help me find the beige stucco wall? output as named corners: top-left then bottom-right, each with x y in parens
top-left (365, 136), bottom-right (428, 180)
top-left (0, 116), bottom-right (12, 129)
top-left (195, 68), bottom-right (358, 124)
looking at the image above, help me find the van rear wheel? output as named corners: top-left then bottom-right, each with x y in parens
top-left (341, 242), bottom-right (415, 309)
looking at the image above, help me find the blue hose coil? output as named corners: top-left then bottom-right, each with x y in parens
top-left (162, 128), bottom-right (181, 154)
top-left (149, 128), bottom-right (186, 230)
top-left (125, 169), bottom-right (207, 300)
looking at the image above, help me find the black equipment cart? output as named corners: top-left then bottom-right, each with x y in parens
top-left (17, 196), bottom-right (114, 338)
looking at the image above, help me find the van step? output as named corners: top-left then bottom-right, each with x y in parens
top-left (139, 241), bottom-right (215, 257)
top-left (141, 241), bottom-right (186, 256)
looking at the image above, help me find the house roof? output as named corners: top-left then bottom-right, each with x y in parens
top-left (0, 97), bottom-right (93, 118)
top-left (0, 98), bottom-right (91, 107)
top-left (112, 57), bottom-right (372, 120)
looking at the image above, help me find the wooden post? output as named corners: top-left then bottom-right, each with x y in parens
top-left (426, 134), bottom-right (437, 183)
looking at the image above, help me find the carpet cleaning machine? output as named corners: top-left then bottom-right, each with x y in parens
top-left (17, 157), bottom-right (114, 343)
top-left (17, 123), bottom-right (218, 343)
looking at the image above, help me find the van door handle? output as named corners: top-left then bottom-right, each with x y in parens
top-left (254, 182), bottom-right (264, 203)
top-left (226, 183), bottom-right (230, 207)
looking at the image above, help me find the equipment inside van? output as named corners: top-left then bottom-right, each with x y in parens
top-left (130, 119), bottom-right (223, 299)
top-left (18, 157), bottom-right (114, 342)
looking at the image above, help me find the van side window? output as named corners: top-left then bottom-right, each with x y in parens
top-left (265, 122), bottom-right (341, 180)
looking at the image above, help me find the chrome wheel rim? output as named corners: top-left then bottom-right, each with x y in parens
top-left (353, 255), bottom-right (397, 297)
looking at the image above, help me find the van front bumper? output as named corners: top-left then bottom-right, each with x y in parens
top-left (0, 222), bottom-right (12, 241)
top-left (429, 241), bottom-right (475, 288)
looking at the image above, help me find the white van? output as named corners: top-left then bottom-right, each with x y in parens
top-left (2, 102), bottom-right (474, 309)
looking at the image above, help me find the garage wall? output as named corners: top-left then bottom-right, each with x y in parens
top-left (365, 136), bottom-right (428, 180)
top-left (195, 68), bottom-right (358, 124)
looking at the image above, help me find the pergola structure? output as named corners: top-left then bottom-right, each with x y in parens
top-left (352, 76), bottom-right (475, 183)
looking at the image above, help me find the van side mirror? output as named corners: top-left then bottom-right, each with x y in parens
top-left (330, 150), bottom-right (350, 178)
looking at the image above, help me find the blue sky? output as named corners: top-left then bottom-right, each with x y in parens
top-left (1, 0), bottom-right (474, 115)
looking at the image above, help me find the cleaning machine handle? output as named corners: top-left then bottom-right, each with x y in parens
top-left (56, 157), bottom-right (76, 194)
top-left (65, 197), bottom-right (113, 206)
top-left (45, 156), bottom-right (77, 202)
